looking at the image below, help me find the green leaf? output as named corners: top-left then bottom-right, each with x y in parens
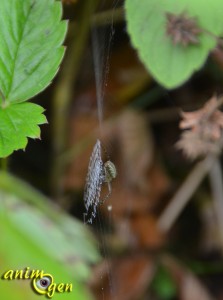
top-left (0, 102), bottom-right (47, 157)
top-left (0, 199), bottom-right (94, 300)
top-left (0, 183), bottom-right (100, 299)
top-left (125, 0), bottom-right (223, 88)
top-left (0, 0), bottom-right (67, 104)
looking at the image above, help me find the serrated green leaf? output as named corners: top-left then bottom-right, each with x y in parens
top-left (125, 0), bottom-right (223, 88)
top-left (0, 102), bottom-right (47, 157)
top-left (0, 0), bottom-right (67, 104)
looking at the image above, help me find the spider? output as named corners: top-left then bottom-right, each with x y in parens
top-left (99, 160), bottom-right (117, 204)
top-left (83, 139), bottom-right (117, 224)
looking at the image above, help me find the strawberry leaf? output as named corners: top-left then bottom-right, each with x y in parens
top-left (0, 103), bottom-right (47, 157)
top-left (0, 0), bottom-right (67, 157)
top-left (125, 0), bottom-right (223, 88)
top-left (0, 0), bottom-right (67, 104)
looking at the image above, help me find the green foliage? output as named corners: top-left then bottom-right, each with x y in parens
top-left (125, 0), bottom-right (223, 89)
top-left (151, 265), bottom-right (177, 300)
top-left (0, 0), bottom-right (67, 157)
top-left (0, 173), bottom-right (100, 299)
top-left (0, 103), bottom-right (47, 157)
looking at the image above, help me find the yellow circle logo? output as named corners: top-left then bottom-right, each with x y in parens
top-left (32, 273), bottom-right (54, 295)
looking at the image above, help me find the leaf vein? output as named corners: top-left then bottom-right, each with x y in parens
top-left (6, 4), bottom-right (34, 100)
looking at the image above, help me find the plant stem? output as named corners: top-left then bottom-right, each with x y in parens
top-left (92, 7), bottom-right (124, 27)
top-left (209, 158), bottom-right (223, 252)
top-left (0, 158), bottom-right (8, 172)
top-left (158, 155), bottom-right (215, 233)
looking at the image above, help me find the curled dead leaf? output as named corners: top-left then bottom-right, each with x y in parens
top-left (176, 131), bottom-right (220, 159)
top-left (177, 95), bottom-right (223, 159)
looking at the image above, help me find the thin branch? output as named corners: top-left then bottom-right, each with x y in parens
top-left (209, 158), bottom-right (223, 252)
top-left (158, 155), bottom-right (215, 233)
top-left (91, 7), bottom-right (124, 27)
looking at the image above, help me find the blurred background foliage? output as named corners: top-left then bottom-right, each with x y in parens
top-left (2, 0), bottom-right (223, 299)
top-left (0, 172), bottom-right (99, 299)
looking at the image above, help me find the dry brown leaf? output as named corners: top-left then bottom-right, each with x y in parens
top-left (130, 214), bottom-right (164, 249)
top-left (180, 96), bottom-right (223, 139)
top-left (117, 109), bottom-right (154, 194)
top-left (89, 255), bottom-right (155, 300)
top-left (176, 131), bottom-right (220, 159)
top-left (177, 95), bottom-right (223, 159)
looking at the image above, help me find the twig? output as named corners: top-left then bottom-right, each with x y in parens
top-left (209, 158), bottom-right (223, 252)
top-left (158, 155), bottom-right (215, 233)
top-left (91, 7), bottom-right (124, 27)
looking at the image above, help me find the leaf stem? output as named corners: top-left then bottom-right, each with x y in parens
top-left (0, 158), bottom-right (8, 171)
top-left (209, 158), bottom-right (223, 252)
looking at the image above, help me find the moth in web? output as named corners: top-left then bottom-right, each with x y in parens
top-left (84, 139), bottom-right (117, 224)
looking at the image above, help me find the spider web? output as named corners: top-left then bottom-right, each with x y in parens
top-left (84, 139), bottom-right (105, 224)
top-left (83, 0), bottom-right (121, 298)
